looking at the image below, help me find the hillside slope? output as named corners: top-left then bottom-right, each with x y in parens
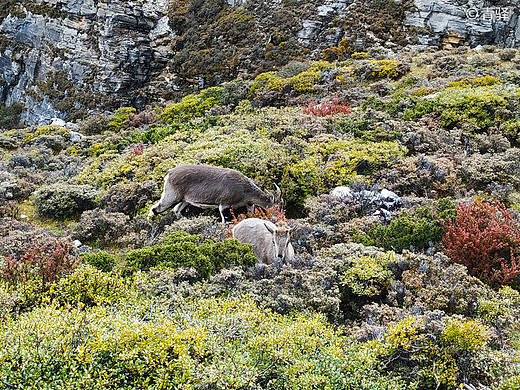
top-left (1, 46), bottom-right (520, 388)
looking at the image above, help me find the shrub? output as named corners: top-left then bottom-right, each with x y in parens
top-left (73, 208), bottom-right (130, 245)
top-left (343, 253), bottom-right (394, 297)
top-left (0, 297), bottom-right (410, 389)
top-left (101, 181), bottom-right (157, 216)
top-left (78, 113), bottom-right (109, 135)
top-left (0, 102), bottom-right (23, 130)
top-left (80, 251), bottom-right (116, 272)
top-left (250, 61), bottom-right (330, 96)
top-left (395, 251), bottom-right (491, 316)
top-left (462, 149), bottom-right (520, 191)
top-left (277, 60), bottom-right (311, 78)
top-left (441, 198), bottom-right (520, 288)
top-left (440, 319), bottom-right (488, 352)
top-left (49, 265), bottom-right (129, 307)
top-left (107, 106), bottom-right (136, 132)
top-left (33, 183), bottom-right (99, 220)
top-left (382, 315), bottom-right (491, 389)
top-left (158, 87), bottom-right (222, 123)
top-left (123, 231), bottom-right (256, 278)
top-left (302, 99), bottom-right (352, 117)
top-left (499, 48), bottom-right (517, 61)
top-left (283, 138), bottom-right (406, 212)
top-left (353, 198), bottom-right (457, 253)
top-left (23, 125), bottom-right (71, 144)
top-left (478, 286), bottom-right (520, 348)
top-left (219, 79), bottom-right (250, 106)
top-left (403, 85), bottom-right (520, 135)
top-left (0, 241), bottom-right (78, 308)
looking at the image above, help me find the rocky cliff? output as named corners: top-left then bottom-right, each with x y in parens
top-left (1, 0), bottom-right (519, 125)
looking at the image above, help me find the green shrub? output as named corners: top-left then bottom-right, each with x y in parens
top-left (158, 87), bottom-right (222, 123)
top-left (353, 199), bottom-right (456, 252)
top-left (383, 315), bottom-right (491, 389)
top-left (343, 253), bottom-right (395, 297)
top-left (250, 61), bottom-right (332, 96)
top-left (78, 123), bottom-right (277, 189)
top-left (49, 265), bottom-right (130, 307)
top-left (23, 124), bottom-right (71, 144)
top-left (107, 106), bottom-right (136, 132)
top-left (219, 79), bottom-right (250, 106)
top-left (0, 102), bottom-right (23, 130)
top-left (101, 181), bottom-right (157, 216)
top-left (283, 138), bottom-right (406, 212)
top-left (403, 85), bottom-right (520, 136)
top-left (0, 297), bottom-right (410, 389)
top-left (33, 183), bottom-right (99, 220)
top-left (80, 251), bottom-right (116, 272)
top-left (123, 231), bottom-right (256, 278)
top-left (440, 319), bottom-right (488, 352)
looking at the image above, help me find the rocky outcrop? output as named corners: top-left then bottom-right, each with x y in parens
top-left (0, 0), bottom-right (177, 124)
top-left (405, 0), bottom-right (520, 48)
top-left (1, 0), bottom-right (520, 125)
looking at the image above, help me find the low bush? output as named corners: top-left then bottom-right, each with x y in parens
top-left (283, 137), bottom-right (406, 212)
top-left (23, 125), bottom-right (71, 144)
top-left (302, 99), bottom-right (352, 117)
top-left (219, 78), bottom-right (250, 106)
top-left (79, 251), bottom-right (117, 272)
top-left (441, 198), bottom-right (520, 288)
top-left (49, 265), bottom-right (130, 307)
top-left (123, 231), bottom-right (256, 278)
top-left (382, 315), bottom-right (492, 389)
top-left (250, 61), bottom-right (331, 96)
top-left (107, 106), bottom-right (136, 132)
top-left (394, 251), bottom-right (491, 316)
top-left (158, 87), bottom-right (222, 123)
top-left (353, 198), bottom-right (457, 252)
top-left (0, 240), bottom-right (78, 309)
top-left (101, 181), bottom-right (157, 216)
top-left (343, 253), bottom-right (395, 297)
top-left (73, 208), bottom-right (130, 245)
top-left (33, 183), bottom-right (99, 220)
top-left (403, 85), bottom-right (520, 138)
top-left (0, 297), bottom-right (410, 389)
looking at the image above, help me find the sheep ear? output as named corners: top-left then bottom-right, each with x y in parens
top-left (264, 222), bottom-right (275, 234)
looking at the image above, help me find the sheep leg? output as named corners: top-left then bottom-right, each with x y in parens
top-left (173, 202), bottom-right (189, 218)
top-left (219, 204), bottom-right (227, 224)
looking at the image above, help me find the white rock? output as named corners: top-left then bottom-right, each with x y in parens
top-left (50, 117), bottom-right (66, 127)
top-left (70, 131), bottom-right (85, 142)
top-left (331, 186), bottom-right (353, 200)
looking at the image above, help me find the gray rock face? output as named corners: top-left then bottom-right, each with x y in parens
top-left (0, 0), bottom-right (176, 124)
top-left (405, 0), bottom-right (520, 47)
top-left (297, 0), bottom-right (354, 48)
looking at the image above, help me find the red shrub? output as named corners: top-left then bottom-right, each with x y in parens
top-left (132, 141), bottom-right (145, 156)
top-left (226, 205), bottom-right (287, 237)
top-left (441, 199), bottom-right (520, 287)
top-left (0, 240), bottom-right (79, 289)
top-left (302, 99), bottom-right (352, 117)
